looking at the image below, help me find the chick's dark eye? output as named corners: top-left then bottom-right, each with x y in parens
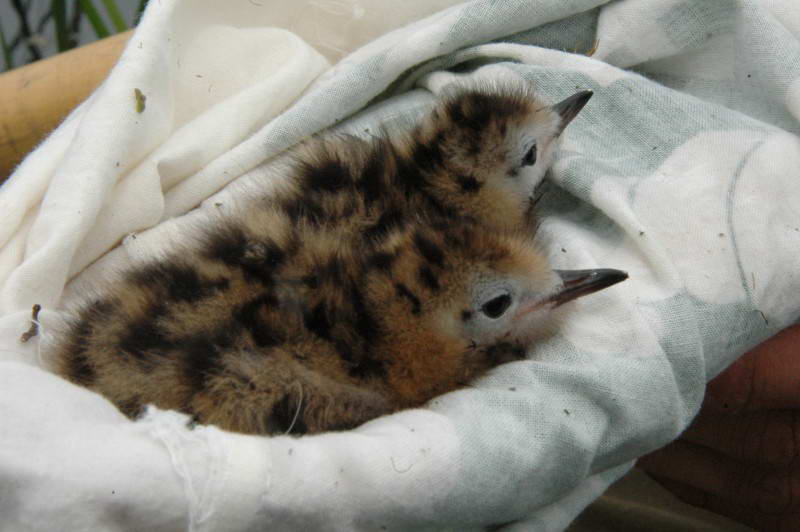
top-left (481, 293), bottom-right (512, 319)
top-left (522, 144), bottom-right (537, 166)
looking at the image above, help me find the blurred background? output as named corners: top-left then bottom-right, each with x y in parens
top-left (0, 0), bottom-right (145, 71)
top-left (0, 1), bottom-right (150, 179)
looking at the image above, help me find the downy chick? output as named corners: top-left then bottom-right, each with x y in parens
top-left (52, 81), bottom-right (623, 435)
top-left (398, 83), bottom-right (593, 231)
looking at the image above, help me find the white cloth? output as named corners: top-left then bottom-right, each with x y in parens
top-left (2, 0), bottom-right (800, 530)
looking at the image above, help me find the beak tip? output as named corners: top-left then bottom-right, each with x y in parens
top-left (609, 269), bottom-right (629, 284)
top-left (589, 268), bottom-right (629, 288)
top-left (550, 268), bottom-right (628, 306)
top-left (553, 89), bottom-right (594, 127)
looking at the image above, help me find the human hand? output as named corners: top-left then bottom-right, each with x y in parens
top-left (638, 324), bottom-right (800, 532)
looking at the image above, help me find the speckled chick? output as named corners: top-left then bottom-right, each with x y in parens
top-left (53, 82), bottom-right (624, 435)
top-left (378, 83), bottom-right (594, 232)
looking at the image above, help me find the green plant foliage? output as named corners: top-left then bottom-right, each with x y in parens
top-left (1, 0), bottom-right (149, 72)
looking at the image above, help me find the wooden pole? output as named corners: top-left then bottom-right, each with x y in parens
top-left (0, 31), bottom-right (131, 182)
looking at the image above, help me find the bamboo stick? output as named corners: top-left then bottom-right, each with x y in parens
top-left (0, 30), bottom-right (130, 182)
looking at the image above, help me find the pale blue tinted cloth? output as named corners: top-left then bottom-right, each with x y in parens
top-left (1, 1), bottom-right (799, 531)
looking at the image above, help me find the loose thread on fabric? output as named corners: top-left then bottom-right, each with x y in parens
top-left (285, 382), bottom-right (304, 435)
top-left (142, 408), bottom-right (223, 531)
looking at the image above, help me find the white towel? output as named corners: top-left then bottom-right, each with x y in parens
top-left (2, 1), bottom-right (799, 530)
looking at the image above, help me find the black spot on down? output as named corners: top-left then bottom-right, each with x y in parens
top-left (203, 225), bottom-right (248, 266)
top-left (129, 262), bottom-right (229, 303)
top-left (62, 299), bottom-right (116, 386)
top-left (234, 294), bottom-right (284, 347)
top-left (456, 174), bottom-right (482, 193)
top-left (358, 144), bottom-right (387, 204)
top-left (282, 196), bottom-right (325, 226)
top-left (413, 232), bottom-right (444, 267)
top-left (418, 265), bottom-right (440, 292)
top-left (368, 252), bottom-right (396, 271)
top-left (344, 284), bottom-right (386, 379)
top-left (364, 209), bottom-right (404, 242)
top-left (203, 226), bottom-right (285, 285)
top-left (118, 306), bottom-right (171, 364)
top-left (304, 302), bottom-right (332, 339)
top-left (302, 158), bottom-right (352, 193)
top-left (395, 283), bottom-right (421, 315)
top-left (181, 334), bottom-right (227, 392)
top-left (349, 284), bottom-right (381, 346)
top-left (65, 349), bottom-right (96, 386)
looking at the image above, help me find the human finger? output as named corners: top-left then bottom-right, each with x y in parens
top-left (638, 439), bottom-right (800, 517)
top-left (681, 409), bottom-right (800, 468)
top-left (704, 324), bottom-right (800, 413)
top-left (647, 474), bottom-right (796, 532)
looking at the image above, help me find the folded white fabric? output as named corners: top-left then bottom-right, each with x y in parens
top-left (2, 0), bottom-right (800, 530)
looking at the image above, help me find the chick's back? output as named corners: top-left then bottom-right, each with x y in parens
top-left (54, 84), bottom-right (556, 435)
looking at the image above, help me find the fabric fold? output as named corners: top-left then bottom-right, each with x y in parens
top-left (1, 1), bottom-right (799, 530)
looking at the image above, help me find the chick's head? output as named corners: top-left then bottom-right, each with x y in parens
top-left (415, 83), bottom-right (593, 230)
top-left (364, 221), bottom-right (625, 407)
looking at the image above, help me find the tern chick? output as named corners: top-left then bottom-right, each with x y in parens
top-left (52, 81), bottom-right (625, 435)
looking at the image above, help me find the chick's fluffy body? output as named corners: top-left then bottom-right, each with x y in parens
top-left (54, 85), bottom-right (556, 435)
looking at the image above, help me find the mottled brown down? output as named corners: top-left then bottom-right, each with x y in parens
top-left (53, 83), bottom-right (573, 435)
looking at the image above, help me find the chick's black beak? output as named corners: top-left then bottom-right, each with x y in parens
top-left (552, 90), bottom-right (593, 132)
top-left (549, 268), bottom-right (628, 307)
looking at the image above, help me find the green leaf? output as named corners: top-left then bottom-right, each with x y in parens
top-left (101, 0), bottom-right (128, 32)
top-left (0, 21), bottom-right (12, 70)
top-left (78, 0), bottom-right (111, 39)
top-left (51, 0), bottom-right (72, 52)
top-left (135, 0), bottom-right (149, 25)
